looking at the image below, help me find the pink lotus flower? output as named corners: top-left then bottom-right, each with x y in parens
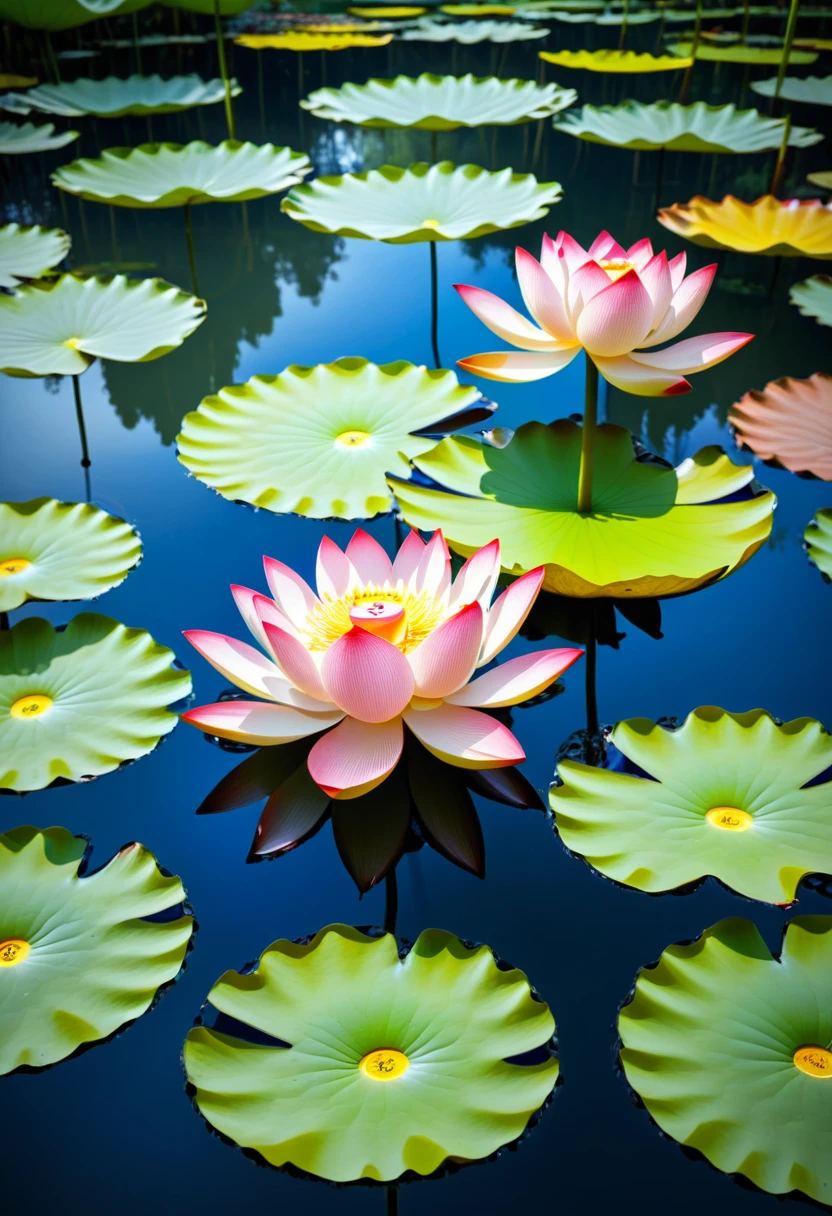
top-left (182, 529), bottom-right (582, 799)
top-left (455, 229), bottom-right (753, 396)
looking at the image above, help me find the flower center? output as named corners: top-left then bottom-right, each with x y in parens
top-left (0, 557), bottom-right (30, 577)
top-left (335, 430), bottom-right (371, 447)
top-left (10, 694), bottom-right (53, 720)
top-left (705, 806), bottom-right (752, 831)
top-left (422, 218), bottom-right (441, 229)
top-left (599, 259), bottom-right (635, 282)
top-left (794, 1046), bottom-right (832, 1078)
top-left (349, 598), bottom-right (405, 642)
top-left (63, 337), bottom-right (82, 349)
top-left (304, 584), bottom-right (446, 653)
top-left (0, 938), bottom-right (30, 967)
top-left (359, 1048), bottom-right (409, 1080)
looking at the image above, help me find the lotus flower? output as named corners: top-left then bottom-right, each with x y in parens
top-left (182, 529), bottom-right (582, 799)
top-left (455, 229), bottom-right (753, 396)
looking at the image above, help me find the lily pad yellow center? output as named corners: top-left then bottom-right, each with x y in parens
top-left (794, 1046), bottom-right (832, 1078)
top-left (706, 806), bottom-right (753, 831)
top-left (10, 694), bottom-right (53, 720)
top-left (422, 219), bottom-right (441, 229)
top-left (0, 938), bottom-right (30, 967)
top-left (359, 1048), bottom-right (409, 1080)
top-left (0, 557), bottom-right (30, 577)
top-left (600, 259), bottom-right (635, 282)
top-left (63, 337), bottom-right (82, 350)
top-left (336, 430), bottom-right (371, 447)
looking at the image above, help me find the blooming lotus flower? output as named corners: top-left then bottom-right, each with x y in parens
top-left (182, 529), bottom-right (582, 799)
top-left (455, 229), bottom-right (753, 396)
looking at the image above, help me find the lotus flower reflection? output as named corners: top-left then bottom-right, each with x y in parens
top-left (456, 229), bottom-right (752, 396)
top-left (182, 529), bottom-right (582, 798)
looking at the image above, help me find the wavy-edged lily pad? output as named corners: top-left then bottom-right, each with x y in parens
top-left (0, 74), bottom-right (38, 87)
top-left (184, 924), bottom-right (557, 1182)
top-left (401, 18), bottom-right (548, 41)
top-left (805, 509), bottom-right (832, 581)
top-left (440, 4), bottom-right (517, 13)
top-left (0, 825), bottom-right (193, 1074)
top-left (730, 374), bottom-right (832, 480)
top-left (0, 74), bottom-right (243, 118)
top-left (0, 274), bottom-right (206, 378)
top-left (0, 613), bottom-right (191, 792)
top-left (553, 100), bottom-right (822, 152)
top-left (282, 161), bottom-right (561, 242)
top-left (0, 498), bottom-right (142, 612)
top-left (0, 0), bottom-right (149, 31)
top-left (177, 357), bottom-right (491, 520)
top-left (808, 170), bottom-right (832, 192)
top-left (540, 48), bottom-right (691, 71)
top-left (751, 74), bottom-right (832, 106)
top-left (619, 916), bottom-right (832, 1203)
top-left (349, 5), bottom-right (427, 14)
top-left (0, 222), bottom-right (70, 288)
top-left (390, 420), bottom-right (775, 598)
top-left (0, 120), bottom-right (78, 154)
top-left (552, 707), bottom-right (832, 904)
top-left (658, 195), bottom-right (832, 256)
top-left (667, 39), bottom-right (818, 64)
top-left (52, 140), bottom-right (311, 209)
top-left (790, 275), bottom-right (832, 326)
top-left (234, 31), bottom-right (394, 50)
top-left (301, 73), bottom-right (576, 129)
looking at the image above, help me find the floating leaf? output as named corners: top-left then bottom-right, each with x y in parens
top-left (730, 373), bottom-right (832, 480)
top-left (0, 120), bottom-right (78, 153)
top-left (808, 169), bottom-right (832, 191)
top-left (0, 74), bottom-right (38, 87)
top-left (0, 222), bottom-right (70, 288)
top-left (0, 74), bottom-right (243, 118)
top-left (658, 195), bottom-right (832, 255)
top-left (751, 74), bottom-right (832, 106)
top-left (349, 4), bottom-right (427, 13)
top-left (805, 509), bottom-right (832, 581)
top-left (0, 0), bottom-right (150, 32)
top-left (667, 39), bottom-right (818, 63)
top-left (540, 48), bottom-right (691, 71)
top-left (401, 18), bottom-right (548, 41)
top-left (790, 275), bottom-right (832, 326)
top-left (235, 31), bottom-right (394, 50)
top-left (441, 4), bottom-right (516, 13)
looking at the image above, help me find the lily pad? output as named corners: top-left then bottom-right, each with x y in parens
top-left (0, 74), bottom-right (38, 87)
top-left (441, 4), bottom-right (517, 12)
top-left (805, 509), bottom-right (832, 581)
top-left (618, 916), bottom-right (832, 1203)
top-left (0, 222), bottom-right (70, 288)
top-left (730, 374), bottom-right (832, 480)
top-left (751, 74), bottom-right (832, 106)
top-left (0, 274), bottom-right (205, 378)
top-left (667, 39), bottom-right (818, 63)
top-left (790, 275), bottom-right (832, 326)
top-left (540, 48), bottom-right (691, 71)
top-left (0, 120), bottom-right (78, 154)
top-left (553, 101), bottom-right (822, 152)
top-left (552, 707), bottom-right (832, 904)
top-left (177, 358), bottom-right (491, 520)
top-left (401, 18), bottom-right (549, 41)
top-left (658, 195), bottom-right (832, 256)
top-left (0, 74), bottom-right (243, 118)
top-left (0, 498), bottom-right (142, 612)
top-left (808, 170), bottom-right (832, 191)
top-left (0, 825), bottom-right (193, 1075)
top-left (0, 0), bottom-right (149, 31)
top-left (0, 613), bottom-right (191, 792)
top-left (301, 73), bottom-right (576, 129)
top-left (349, 5), bottom-right (427, 14)
top-left (282, 161), bottom-right (562, 243)
top-left (52, 140), bottom-right (311, 209)
top-left (390, 420), bottom-right (775, 598)
top-left (234, 32), bottom-right (394, 50)
top-left (183, 924), bottom-right (558, 1182)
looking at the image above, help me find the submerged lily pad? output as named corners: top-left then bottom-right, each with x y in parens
top-left (805, 509), bottom-right (832, 581)
top-left (667, 39), bottom-right (818, 64)
top-left (0, 825), bottom-right (193, 1075)
top-left (390, 421), bottom-right (775, 598)
top-left (540, 48), bottom-right (691, 71)
top-left (0, 613), bottom-right (191, 791)
top-left (0, 74), bottom-right (243, 118)
top-left (0, 274), bottom-right (206, 377)
top-left (552, 707), bottom-right (832, 903)
top-left (730, 374), bottom-right (832, 480)
top-left (177, 358), bottom-right (491, 520)
top-left (751, 74), bottom-right (832, 106)
top-left (235, 31), bottom-right (394, 50)
top-left (52, 140), bottom-right (311, 209)
top-left (0, 120), bottom-right (78, 154)
top-left (0, 222), bottom-right (70, 288)
top-left (282, 161), bottom-right (562, 242)
top-left (659, 196), bottom-right (832, 256)
top-left (619, 916), bottom-right (832, 1203)
top-left (184, 924), bottom-right (557, 1182)
top-left (401, 18), bottom-right (548, 41)
top-left (790, 275), bottom-right (832, 326)
top-left (301, 73), bottom-right (576, 129)
top-left (0, 498), bottom-right (142, 612)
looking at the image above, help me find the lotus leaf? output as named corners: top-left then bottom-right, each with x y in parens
top-left (0, 222), bottom-right (70, 288)
top-left (540, 48), bottom-right (690, 70)
top-left (805, 509), bottom-right (832, 581)
top-left (281, 161), bottom-right (562, 242)
top-left (0, 613), bottom-right (191, 791)
top-left (441, 4), bottom-right (517, 13)
top-left (0, 74), bottom-right (37, 87)
top-left (751, 74), bottom-right (832, 106)
top-left (0, 274), bottom-right (206, 378)
top-left (301, 73), bottom-right (576, 130)
top-left (619, 916), bottom-right (832, 1202)
top-left (0, 121), bottom-right (78, 154)
top-left (183, 924), bottom-right (558, 1182)
top-left (0, 0), bottom-right (149, 31)
top-left (790, 275), bottom-right (832, 326)
top-left (0, 498), bottom-right (142, 612)
top-left (808, 169), bottom-right (832, 191)
top-left (552, 707), bottom-right (832, 903)
top-left (390, 420), bottom-right (775, 598)
top-left (0, 826), bottom-right (193, 1074)
top-left (52, 140), bottom-right (311, 209)
top-left (553, 101), bottom-right (822, 152)
top-left (349, 4), bottom-right (427, 12)
top-left (159, 0), bottom-right (250, 11)
top-left (795, 36), bottom-right (832, 50)
top-left (0, 74), bottom-right (243, 118)
top-left (177, 358), bottom-right (491, 519)
top-left (667, 39), bottom-right (818, 63)
top-left (235, 32), bottom-right (394, 50)
top-left (730, 374), bottom-right (832, 480)
top-left (401, 18), bottom-right (549, 41)
top-left (658, 195), bottom-right (832, 256)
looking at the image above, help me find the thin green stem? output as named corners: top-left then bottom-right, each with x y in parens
top-left (72, 375), bottom-right (91, 470)
top-left (214, 0), bottom-right (236, 139)
top-left (617, 0), bottom-right (630, 50)
top-left (429, 241), bottom-right (441, 370)
top-left (740, 0), bottom-right (751, 41)
top-left (679, 0), bottom-right (702, 103)
top-left (132, 11), bottom-right (143, 74)
top-left (585, 614), bottom-right (599, 739)
top-left (45, 29), bottom-right (61, 84)
top-left (576, 357), bottom-right (599, 515)
top-left (184, 203), bottom-right (201, 298)
top-left (774, 0), bottom-right (801, 103)
top-left (770, 111), bottom-right (791, 195)
top-left (383, 866), bottom-right (398, 936)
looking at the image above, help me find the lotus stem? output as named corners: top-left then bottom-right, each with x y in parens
top-left (184, 203), bottom-right (201, 298)
top-left (740, 0), bottom-right (751, 42)
top-left (654, 6), bottom-right (666, 54)
top-left (430, 129), bottom-right (438, 163)
top-left (44, 30), bottom-right (61, 84)
top-left (213, 0), bottom-right (236, 140)
top-left (585, 611), bottom-right (599, 740)
top-left (384, 866), bottom-right (398, 936)
top-left (577, 356), bottom-right (599, 515)
top-left (72, 375), bottom-right (91, 481)
top-left (774, 0), bottom-right (801, 105)
top-left (617, 0), bottom-right (630, 50)
top-left (429, 241), bottom-right (441, 370)
top-left (497, 43), bottom-right (509, 78)
top-left (654, 145), bottom-right (666, 209)
top-left (531, 117), bottom-right (544, 171)
top-left (679, 0), bottom-right (702, 103)
top-left (770, 111), bottom-right (791, 195)
top-left (386, 1184), bottom-right (399, 1216)
top-left (132, 12), bottom-right (143, 74)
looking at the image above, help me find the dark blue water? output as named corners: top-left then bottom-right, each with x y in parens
top-left (2, 11), bottom-right (832, 1214)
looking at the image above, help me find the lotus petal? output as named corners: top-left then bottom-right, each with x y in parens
top-left (404, 702), bottom-right (524, 766)
top-left (181, 700), bottom-right (343, 747)
top-left (308, 715), bottom-right (404, 797)
top-left (448, 647), bottom-right (583, 707)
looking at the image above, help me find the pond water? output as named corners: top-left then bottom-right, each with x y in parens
top-left (2, 10), bottom-right (832, 1215)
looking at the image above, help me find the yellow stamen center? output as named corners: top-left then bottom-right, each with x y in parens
top-left (335, 430), bottom-right (371, 447)
top-left (706, 806), bottom-right (752, 831)
top-left (0, 938), bottom-right (30, 967)
top-left (422, 219), bottom-right (441, 229)
top-left (0, 558), bottom-right (30, 577)
top-left (304, 583), bottom-right (446, 654)
top-left (359, 1048), bottom-right (409, 1080)
top-left (599, 259), bottom-right (635, 282)
top-left (10, 694), bottom-right (53, 720)
top-left (794, 1046), bottom-right (832, 1078)
top-left (349, 598), bottom-right (405, 642)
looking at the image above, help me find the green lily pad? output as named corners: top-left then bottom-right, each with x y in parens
top-left (805, 509), bottom-right (832, 581)
top-left (553, 100), bottom-right (822, 152)
top-left (790, 275), bottom-right (832, 327)
top-left (52, 140), bottom-right (311, 209)
top-left (301, 73), bottom-right (576, 129)
top-left (0, 274), bottom-right (206, 378)
top-left (0, 120), bottom-right (78, 153)
top-left (0, 825), bottom-right (193, 1074)
top-left (184, 924), bottom-right (558, 1182)
top-left (282, 161), bottom-right (562, 242)
top-left (0, 74), bottom-right (243, 118)
top-left (751, 74), bottom-right (832, 106)
top-left (0, 0), bottom-right (149, 31)
top-left (667, 39), bottom-right (818, 63)
top-left (0, 222), bottom-right (70, 288)
top-left (0, 613), bottom-right (191, 791)
top-left (401, 17), bottom-right (549, 40)
top-left (551, 707), bottom-right (832, 904)
top-left (177, 357), bottom-right (490, 520)
top-left (390, 421), bottom-right (775, 598)
top-left (618, 916), bottom-right (832, 1203)
top-left (0, 498), bottom-right (142, 612)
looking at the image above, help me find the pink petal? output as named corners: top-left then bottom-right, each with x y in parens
top-left (641, 264), bottom-right (717, 348)
top-left (668, 250), bottom-right (687, 293)
top-left (575, 268), bottom-right (655, 358)
top-left (345, 528), bottom-right (393, 585)
top-left (262, 621), bottom-right (331, 702)
top-left (567, 259), bottom-right (614, 319)
top-left (184, 629), bottom-right (289, 701)
top-left (453, 283), bottom-right (561, 351)
top-left (554, 230), bottom-right (589, 272)
top-left (626, 238), bottom-right (654, 268)
top-left (263, 557), bottom-right (319, 630)
top-left (480, 567), bottom-right (545, 664)
top-left (307, 716), bottom-right (403, 799)
top-left (251, 592), bottom-right (303, 651)
top-left (181, 700), bottom-right (343, 746)
top-left (631, 332), bottom-right (754, 375)
top-left (539, 233), bottom-right (567, 292)
top-left (591, 353), bottom-right (691, 397)
top-left (232, 584), bottom-right (296, 651)
top-left (449, 538), bottom-right (501, 611)
top-left (408, 602), bottom-right (485, 698)
top-left (446, 647), bottom-right (584, 708)
top-left (391, 528), bottom-right (425, 583)
top-left (316, 536), bottom-right (358, 600)
top-left (588, 230), bottom-right (627, 261)
top-left (637, 252), bottom-right (672, 331)
top-left (515, 247), bottom-right (574, 342)
top-left (403, 703), bottom-right (525, 768)
top-left (457, 348), bottom-right (580, 384)
top-left (321, 626), bottom-right (415, 722)
top-left (412, 529), bottom-right (450, 598)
